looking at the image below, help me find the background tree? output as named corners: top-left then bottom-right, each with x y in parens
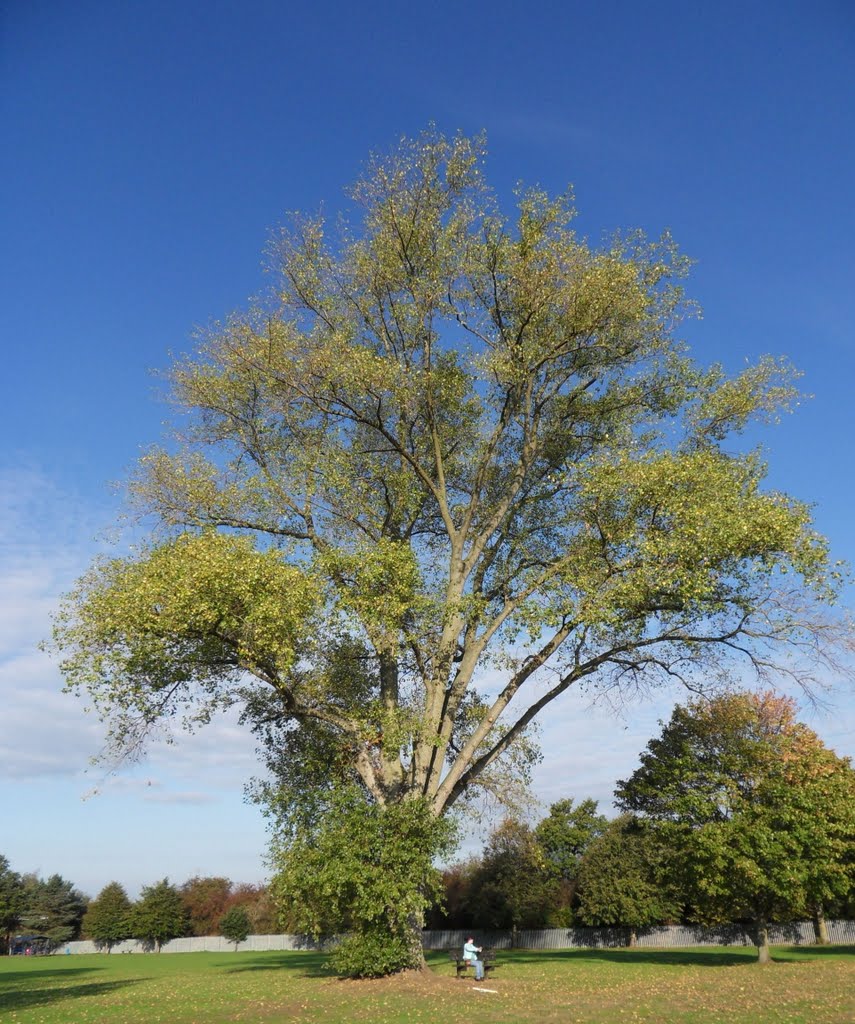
top-left (616, 691), bottom-right (855, 962)
top-left (468, 818), bottom-right (561, 933)
top-left (535, 797), bottom-right (608, 917)
top-left (0, 855), bottom-right (25, 955)
top-left (19, 874), bottom-right (87, 948)
top-left (426, 857), bottom-right (481, 930)
top-left (52, 128), bottom-right (852, 972)
top-left (228, 883), bottom-right (278, 935)
top-left (575, 815), bottom-right (677, 945)
top-left (180, 876), bottom-right (232, 937)
top-left (219, 905), bottom-right (251, 951)
top-left (130, 879), bottom-right (188, 953)
top-left (82, 881), bottom-right (133, 952)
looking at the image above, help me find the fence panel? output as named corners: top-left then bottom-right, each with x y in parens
top-left (56, 921), bottom-right (854, 955)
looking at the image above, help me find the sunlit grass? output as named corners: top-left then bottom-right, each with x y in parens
top-left (1, 945), bottom-right (852, 1023)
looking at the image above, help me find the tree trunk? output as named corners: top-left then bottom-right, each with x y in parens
top-left (405, 910), bottom-right (427, 971)
top-left (628, 928), bottom-right (637, 948)
top-left (811, 906), bottom-right (830, 945)
top-left (755, 919), bottom-right (771, 964)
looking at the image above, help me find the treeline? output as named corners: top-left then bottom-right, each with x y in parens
top-left (0, 866), bottom-right (282, 954)
top-left (430, 693), bottom-right (855, 957)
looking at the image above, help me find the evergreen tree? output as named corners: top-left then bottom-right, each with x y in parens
top-left (20, 874), bottom-right (87, 947)
top-left (82, 882), bottom-right (133, 952)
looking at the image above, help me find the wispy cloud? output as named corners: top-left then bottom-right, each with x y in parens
top-left (0, 464), bottom-right (112, 780)
top-left (0, 462), bottom-right (263, 793)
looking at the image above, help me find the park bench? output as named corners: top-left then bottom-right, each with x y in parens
top-left (447, 948), bottom-right (500, 979)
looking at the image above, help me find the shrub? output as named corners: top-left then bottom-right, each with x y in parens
top-left (329, 930), bottom-right (418, 979)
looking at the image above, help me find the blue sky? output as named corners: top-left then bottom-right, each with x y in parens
top-left (2, 0), bottom-right (854, 900)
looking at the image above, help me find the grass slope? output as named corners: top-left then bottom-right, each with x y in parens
top-left (1, 946), bottom-right (853, 1023)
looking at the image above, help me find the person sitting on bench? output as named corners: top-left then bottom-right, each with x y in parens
top-left (462, 936), bottom-right (484, 981)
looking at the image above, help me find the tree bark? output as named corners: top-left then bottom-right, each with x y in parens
top-left (811, 906), bottom-right (830, 945)
top-left (755, 919), bottom-right (771, 964)
top-left (405, 910), bottom-right (427, 971)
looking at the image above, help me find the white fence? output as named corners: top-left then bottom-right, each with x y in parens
top-left (60, 934), bottom-right (325, 955)
top-left (58, 920), bottom-right (855, 955)
top-left (422, 920), bottom-right (855, 949)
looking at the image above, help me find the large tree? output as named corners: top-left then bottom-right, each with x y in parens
top-left (52, 129), bottom-right (851, 969)
top-left (82, 881), bottom-right (133, 952)
top-left (130, 879), bottom-right (188, 953)
top-left (468, 818), bottom-right (560, 933)
top-left (575, 815), bottom-right (678, 945)
top-left (616, 692), bottom-right (855, 961)
top-left (180, 876), bottom-right (232, 937)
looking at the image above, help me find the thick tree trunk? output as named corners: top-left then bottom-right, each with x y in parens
top-left (755, 919), bottom-right (771, 964)
top-left (811, 906), bottom-right (830, 945)
top-left (405, 910), bottom-right (427, 971)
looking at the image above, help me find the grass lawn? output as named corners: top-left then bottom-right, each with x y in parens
top-left (1, 945), bottom-right (853, 1024)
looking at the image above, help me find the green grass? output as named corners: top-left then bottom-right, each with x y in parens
top-left (1, 945), bottom-right (853, 1024)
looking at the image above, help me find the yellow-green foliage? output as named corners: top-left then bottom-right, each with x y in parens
top-left (54, 532), bottom-right (319, 743)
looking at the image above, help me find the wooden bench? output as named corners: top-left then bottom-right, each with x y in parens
top-left (447, 948), bottom-right (500, 979)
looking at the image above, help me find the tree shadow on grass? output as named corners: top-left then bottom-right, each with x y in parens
top-left (222, 952), bottom-right (329, 978)
top-left (773, 944), bottom-right (855, 960)
top-left (0, 967), bottom-right (103, 986)
top-left (0, 978), bottom-right (146, 1012)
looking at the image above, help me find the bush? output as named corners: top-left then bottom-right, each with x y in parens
top-left (329, 930), bottom-right (419, 979)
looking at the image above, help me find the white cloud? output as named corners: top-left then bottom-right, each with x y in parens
top-left (0, 462), bottom-right (262, 793)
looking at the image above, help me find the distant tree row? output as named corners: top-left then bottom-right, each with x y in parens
top-left (0, 867), bottom-right (280, 955)
top-left (82, 876), bottom-right (280, 952)
top-left (429, 692), bottom-right (855, 962)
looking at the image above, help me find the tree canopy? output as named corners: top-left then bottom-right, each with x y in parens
top-left (180, 876), bottom-right (232, 937)
top-left (130, 879), bottom-right (188, 953)
top-left (535, 797), bottom-right (608, 883)
top-left (50, 128), bottom-right (852, 969)
top-left (575, 815), bottom-right (678, 943)
top-left (616, 691), bottom-right (855, 961)
top-left (219, 906), bottom-right (250, 950)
